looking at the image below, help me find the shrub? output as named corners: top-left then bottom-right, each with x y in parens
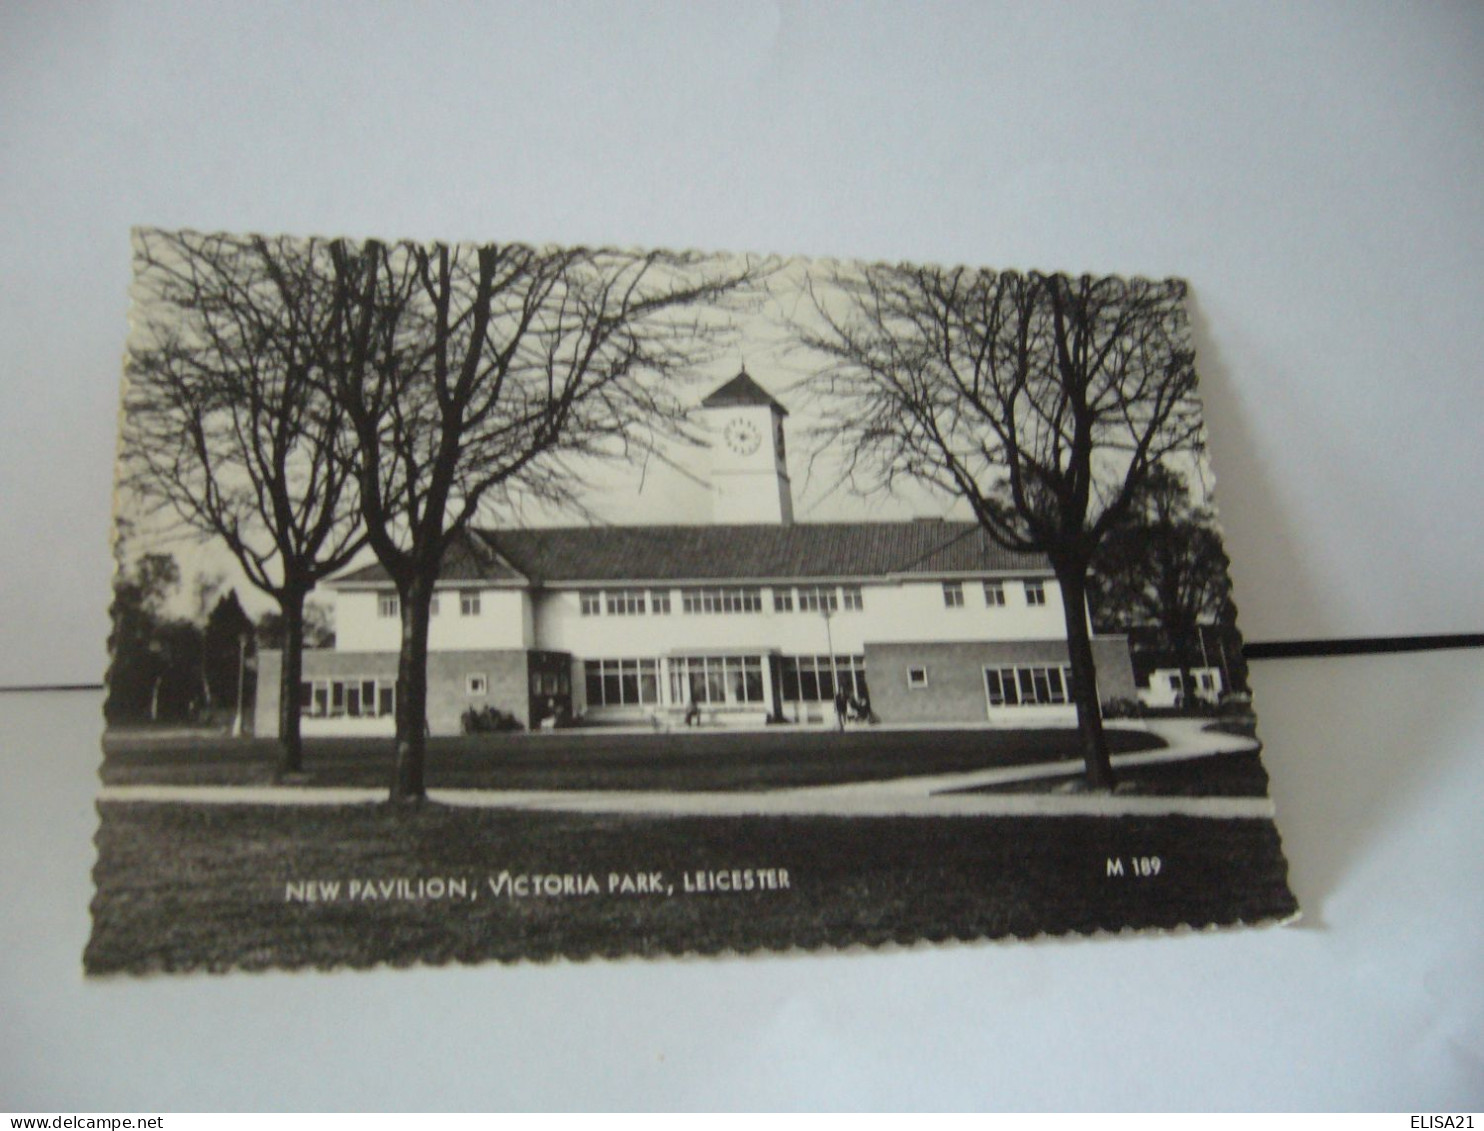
top-left (460, 705), bottom-right (524, 734)
top-left (1100, 697), bottom-right (1144, 719)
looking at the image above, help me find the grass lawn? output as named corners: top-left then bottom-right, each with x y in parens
top-left (86, 801), bottom-right (1297, 974)
top-left (100, 726), bottom-right (1165, 791)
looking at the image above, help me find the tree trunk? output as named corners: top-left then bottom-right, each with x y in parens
top-left (391, 574), bottom-right (433, 803)
top-left (1056, 565), bottom-right (1116, 790)
top-left (1169, 619), bottom-right (1199, 713)
top-left (277, 586), bottom-right (307, 776)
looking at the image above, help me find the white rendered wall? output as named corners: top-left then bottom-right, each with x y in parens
top-left (334, 588), bottom-right (533, 652)
top-left (866, 579), bottom-right (1065, 644)
top-left (532, 578), bottom-right (1064, 657)
top-left (1140, 666), bottom-right (1226, 709)
top-left (534, 588), bottom-right (865, 656)
top-left (303, 715), bottom-right (395, 737)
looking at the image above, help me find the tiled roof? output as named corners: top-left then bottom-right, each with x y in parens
top-left (335, 531), bottom-right (527, 586)
top-left (335, 522), bottom-right (1051, 587)
top-left (700, 370), bottom-right (789, 416)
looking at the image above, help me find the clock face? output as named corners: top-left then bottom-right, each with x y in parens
top-left (723, 417), bottom-right (762, 456)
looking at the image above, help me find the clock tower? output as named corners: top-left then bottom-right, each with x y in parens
top-left (700, 370), bottom-right (794, 525)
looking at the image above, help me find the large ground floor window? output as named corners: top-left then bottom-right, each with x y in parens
top-left (584, 658), bottom-right (659, 707)
top-left (301, 677), bottom-right (397, 719)
top-left (669, 655), bottom-right (765, 706)
top-left (984, 665), bottom-right (1074, 707)
top-left (779, 655), bottom-right (868, 703)
top-left (581, 655), bottom-right (771, 710)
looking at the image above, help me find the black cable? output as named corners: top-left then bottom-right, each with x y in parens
top-left (1241, 632), bottom-right (1484, 660)
top-left (0, 682), bottom-right (105, 693)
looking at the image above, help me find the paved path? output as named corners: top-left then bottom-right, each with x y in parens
top-left (98, 720), bottom-right (1273, 820)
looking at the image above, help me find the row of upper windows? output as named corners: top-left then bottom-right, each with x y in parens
top-left (587, 582), bottom-right (1046, 615)
top-left (377, 591), bottom-right (483, 618)
top-left (942, 579), bottom-right (1047, 609)
top-left (372, 580), bottom-right (1050, 620)
top-left (578, 585), bottom-right (866, 617)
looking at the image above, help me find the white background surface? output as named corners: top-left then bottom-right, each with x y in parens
top-left (1, 1), bottom-right (1481, 1111)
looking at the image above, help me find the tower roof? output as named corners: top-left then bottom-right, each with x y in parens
top-left (700, 370), bottom-right (788, 416)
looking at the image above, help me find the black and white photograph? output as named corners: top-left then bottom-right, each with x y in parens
top-left (88, 230), bottom-right (1296, 974)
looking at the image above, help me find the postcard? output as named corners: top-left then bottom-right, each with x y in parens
top-left (88, 230), bottom-right (1296, 973)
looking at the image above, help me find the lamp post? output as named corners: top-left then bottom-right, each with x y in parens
top-left (821, 598), bottom-right (839, 722)
top-left (147, 638), bottom-right (165, 721)
top-left (231, 632), bottom-right (247, 737)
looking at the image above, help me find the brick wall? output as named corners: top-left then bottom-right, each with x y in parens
top-left (255, 649), bottom-right (282, 737)
top-left (1090, 635), bottom-right (1136, 704)
top-left (257, 648), bottom-right (533, 736)
top-left (865, 636), bottom-right (1135, 724)
top-left (426, 650), bottom-right (530, 732)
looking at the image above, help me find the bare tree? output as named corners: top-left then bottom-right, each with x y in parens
top-left (123, 230), bottom-right (366, 774)
top-left (324, 238), bottom-right (758, 802)
top-left (801, 266), bottom-right (1202, 787)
